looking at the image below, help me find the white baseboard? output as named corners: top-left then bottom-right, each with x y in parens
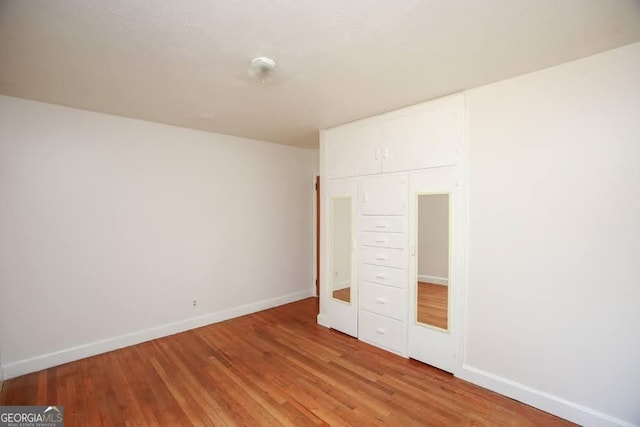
top-left (317, 314), bottom-right (330, 328)
top-left (457, 364), bottom-right (635, 427)
top-left (418, 275), bottom-right (449, 286)
top-left (3, 289), bottom-right (314, 380)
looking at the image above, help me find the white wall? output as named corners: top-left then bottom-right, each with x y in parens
top-left (464, 42), bottom-right (640, 426)
top-left (0, 96), bottom-right (318, 378)
top-left (417, 194), bottom-right (449, 283)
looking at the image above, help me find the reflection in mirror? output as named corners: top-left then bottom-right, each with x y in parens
top-left (417, 194), bottom-right (450, 330)
top-left (331, 197), bottom-right (352, 303)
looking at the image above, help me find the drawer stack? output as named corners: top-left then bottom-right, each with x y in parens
top-left (358, 174), bottom-right (408, 355)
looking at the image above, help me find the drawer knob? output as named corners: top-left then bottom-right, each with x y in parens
top-left (376, 328), bottom-right (386, 335)
top-left (375, 224), bottom-right (388, 229)
top-left (375, 255), bottom-right (387, 261)
top-left (374, 273), bottom-right (386, 279)
top-left (375, 297), bottom-right (387, 305)
top-left (375, 238), bottom-right (386, 244)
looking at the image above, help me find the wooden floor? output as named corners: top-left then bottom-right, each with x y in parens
top-left (0, 298), bottom-right (574, 426)
top-left (332, 287), bottom-right (351, 303)
top-left (417, 282), bottom-right (449, 329)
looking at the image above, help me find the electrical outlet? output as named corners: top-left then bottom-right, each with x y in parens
top-left (192, 299), bottom-right (197, 307)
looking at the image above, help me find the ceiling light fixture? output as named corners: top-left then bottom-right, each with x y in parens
top-left (248, 56), bottom-right (276, 83)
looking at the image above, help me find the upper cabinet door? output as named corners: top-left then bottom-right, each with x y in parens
top-left (360, 173), bottom-right (408, 216)
top-left (323, 122), bottom-right (383, 179)
top-left (381, 94), bottom-right (464, 173)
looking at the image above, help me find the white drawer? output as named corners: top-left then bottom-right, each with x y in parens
top-left (361, 247), bottom-right (408, 269)
top-left (360, 282), bottom-right (405, 321)
top-left (360, 216), bottom-right (405, 233)
top-left (360, 232), bottom-right (406, 249)
top-left (359, 310), bottom-right (405, 354)
top-left (360, 264), bottom-right (407, 289)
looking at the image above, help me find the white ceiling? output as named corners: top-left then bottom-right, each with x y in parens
top-left (1, 1), bottom-right (639, 148)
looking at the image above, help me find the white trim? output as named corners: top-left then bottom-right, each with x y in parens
top-left (316, 314), bottom-right (330, 328)
top-left (455, 92), bottom-right (470, 377)
top-left (457, 364), bottom-right (635, 427)
top-left (3, 289), bottom-right (314, 380)
top-left (313, 173), bottom-right (319, 297)
top-left (417, 274), bottom-right (449, 286)
top-left (318, 134), bottom-right (329, 322)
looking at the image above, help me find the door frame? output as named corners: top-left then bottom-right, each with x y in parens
top-left (310, 173), bottom-right (322, 298)
top-left (315, 175), bottom-right (320, 297)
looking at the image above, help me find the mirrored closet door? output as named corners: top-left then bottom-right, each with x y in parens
top-left (325, 178), bottom-right (358, 337)
top-left (408, 167), bottom-right (460, 373)
top-left (331, 197), bottom-right (352, 304)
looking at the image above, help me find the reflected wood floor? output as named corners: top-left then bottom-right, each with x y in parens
top-left (0, 298), bottom-right (574, 426)
top-left (332, 287), bottom-right (351, 303)
top-left (418, 282), bottom-right (448, 329)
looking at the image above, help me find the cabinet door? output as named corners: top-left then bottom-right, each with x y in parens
top-left (324, 178), bottom-right (359, 338)
top-left (408, 167), bottom-right (461, 373)
top-left (323, 122), bottom-right (382, 179)
top-left (381, 94), bottom-right (464, 173)
top-left (359, 173), bottom-right (407, 216)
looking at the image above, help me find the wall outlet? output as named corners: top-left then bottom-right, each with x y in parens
top-left (192, 299), bottom-right (197, 307)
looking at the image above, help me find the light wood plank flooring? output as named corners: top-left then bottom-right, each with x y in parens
top-left (417, 282), bottom-right (448, 329)
top-left (0, 298), bottom-right (574, 426)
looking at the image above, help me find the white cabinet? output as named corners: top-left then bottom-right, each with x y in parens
top-left (322, 94), bottom-right (464, 179)
top-left (357, 173), bottom-right (409, 356)
top-left (324, 122), bottom-right (382, 178)
top-left (381, 95), bottom-right (464, 173)
top-left (321, 92), bottom-right (466, 366)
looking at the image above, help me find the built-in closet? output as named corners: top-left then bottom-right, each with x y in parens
top-left (318, 94), bottom-right (467, 373)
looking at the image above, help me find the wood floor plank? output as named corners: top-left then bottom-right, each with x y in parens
top-left (0, 297), bottom-right (575, 426)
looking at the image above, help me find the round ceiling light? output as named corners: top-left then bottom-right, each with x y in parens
top-left (249, 56), bottom-right (276, 82)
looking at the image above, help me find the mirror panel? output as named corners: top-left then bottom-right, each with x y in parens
top-left (331, 197), bottom-right (352, 303)
top-left (416, 193), bottom-right (450, 330)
